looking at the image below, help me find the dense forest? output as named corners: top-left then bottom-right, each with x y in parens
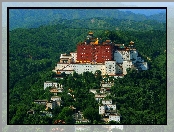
top-left (9, 11), bottom-right (166, 127)
top-left (9, 9), bottom-right (166, 30)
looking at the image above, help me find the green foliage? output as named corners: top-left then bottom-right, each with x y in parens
top-left (83, 107), bottom-right (101, 124)
top-left (111, 52), bottom-right (166, 124)
top-left (109, 120), bottom-right (120, 124)
top-left (9, 15), bottom-right (166, 125)
top-left (9, 9), bottom-right (166, 31)
top-left (55, 107), bottom-right (75, 124)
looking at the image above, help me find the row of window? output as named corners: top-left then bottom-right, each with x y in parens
top-left (106, 63), bottom-right (115, 65)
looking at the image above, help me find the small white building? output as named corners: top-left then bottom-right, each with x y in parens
top-left (46, 100), bottom-right (57, 110)
top-left (106, 104), bottom-right (116, 111)
top-left (102, 99), bottom-right (112, 105)
top-left (51, 96), bottom-right (62, 106)
top-left (99, 99), bottom-right (117, 115)
top-left (44, 81), bottom-right (58, 90)
top-left (89, 89), bottom-right (100, 94)
top-left (51, 96), bottom-right (61, 101)
top-left (99, 105), bottom-right (106, 114)
top-left (101, 83), bottom-right (114, 88)
top-left (95, 94), bottom-right (107, 102)
top-left (109, 114), bottom-right (120, 122)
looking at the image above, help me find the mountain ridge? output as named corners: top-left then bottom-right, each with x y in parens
top-left (9, 9), bottom-right (166, 30)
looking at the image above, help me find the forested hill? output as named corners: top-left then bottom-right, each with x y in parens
top-left (52, 17), bottom-right (166, 31)
top-left (9, 9), bottom-right (166, 30)
top-left (9, 18), bottom-right (166, 90)
top-left (9, 16), bottom-right (166, 124)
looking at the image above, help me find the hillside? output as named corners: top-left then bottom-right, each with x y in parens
top-left (52, 17), bottom-right (166, 31)
top-left (9, 16), bottom-right (166, 125)
top-left (9, 9), bottom-right (166, 30)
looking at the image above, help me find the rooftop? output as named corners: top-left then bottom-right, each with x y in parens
top-left (34, 100), bottom-right (48, 102)
top-left (51, 96), bottom-right (61, 98)
top-left (95, 94), bottom-right (107, 98)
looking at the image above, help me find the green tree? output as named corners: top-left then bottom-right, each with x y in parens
top-left (83, 107), bottom-right (101, 124)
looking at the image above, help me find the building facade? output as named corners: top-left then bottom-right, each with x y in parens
top-left (109, 114), bottom-right (120, 122)
top-left (44, 81), bottom-right (58, 90)
top-left (52, 32), bottom-right (148, 78)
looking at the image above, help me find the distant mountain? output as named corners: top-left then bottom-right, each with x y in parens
top-left (147, 13), bottom-right (166, 23)
top-left (9, 9), bottom-right (166, 30)
top-left (51, 17), bottom-right (166, 31)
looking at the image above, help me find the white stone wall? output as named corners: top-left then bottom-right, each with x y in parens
top-left (56, 63), bottom-right (106, 75)
top-left (99, 105), bottom-right (106, 114)
top-left (70, 52), bottom-right (77, 63)
top-left (55, 63), bottom-right (73, 71)
top-left (106, 104), bottom-right (116, 110)
top-left (60, 54), bottom-right (72, 60)
top-left (105, 61), bottom-right (116, 75)
top-left (102, 100), bottom-right (112, 105)
top-left (114, 50), bottom-right (131, 62)
top-left (122, 61), bottom-right (133, 75)
top-left (75, 64), bottom-right (103, 74)
top-left (109, 115), bottom-right (120, 122)
top-left (51, 96), bottom-right (61, 101)
top-left (44, 82), bottom-right (57, 90)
